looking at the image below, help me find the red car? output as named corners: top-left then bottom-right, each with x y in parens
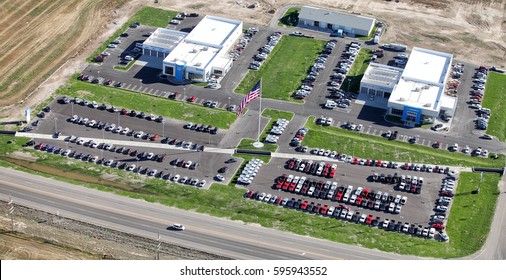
top-left (245, 190), bottom-right (254, 198)
top-left (150, 134), bottom-right (159, 141)
top-left (356, 196), bottom-right (363, 205)
top-left (328, 169), bottom-right (336, 178)
top-left (365, 159), bottom-right (371, 166)
top-left (288, 181), bottom-right (297, 192)
top-left (187, 95), bottom-right (197, 102)
top-left (376, 160), bottom-right (382, 166)
top-left (300, 200), bottom-right (309, 210)
top-left (365, 215), bottom-right (374, 224)
top-left (274, 196), bottom-right (283, 205)
top-left (353, 157), bottom-right (359, 164)
top-left (335, 191), bottom-right (344, 201)
top-left (120, 108), bottom-right (128, 115)
top-left (432, 223), bottom-right (445, 230)
top-left (322, 164), bottom-right (330, 177)
top-left (404, 162), bottom-right (409, 169)
top-left (320, 205), bottom-right (329, 215)
top-left (362, 188), bottom-right (370, 198)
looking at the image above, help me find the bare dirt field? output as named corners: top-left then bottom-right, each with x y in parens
top-left (0, 202), bottom-right (229, 260)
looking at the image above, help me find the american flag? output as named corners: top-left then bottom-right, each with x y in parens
top-left (245, 80), bottom-right (261, 104)
top-left (237, 80), bottom-right (261, 117)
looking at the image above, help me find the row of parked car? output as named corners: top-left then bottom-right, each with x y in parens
top-left (250, 32), bottom-right (280, 70)
top-left (183, 122), bottom-right (219, 134)
top-left (32, 141), bottom-right (207, 187)
top-left (237, 158), bottom-right (264, 185)
top-left (244, 189), bottom-right (444, 240)
top-left (265, 118), bottom-right (290, 144)
top-left (286, 158), bottom-right (337, 178)
top-left (289, 127), bottom-right (309, 147)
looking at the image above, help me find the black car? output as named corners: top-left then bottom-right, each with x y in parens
top-left (218, 166), bottom-right (228, 173)
top-left (114, 82), bottom-right (124, 87)
top-left (120, 33), bottom-right (129, 37)
top-left (225, 158), bottom-right (237, 164)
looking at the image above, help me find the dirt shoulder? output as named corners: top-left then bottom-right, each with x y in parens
top-left (0, 202), bottom-right (229, 260)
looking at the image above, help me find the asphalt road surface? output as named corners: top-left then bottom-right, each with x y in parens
top-left (0, 167), bottom-right (418, 260)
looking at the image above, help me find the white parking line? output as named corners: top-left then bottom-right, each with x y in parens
top-left (198, 99), bottom-right (205, 105)
top-left (153, 89), bottom-right (159, 95)
top-left (366, 126), bottom-right (371, 134)
top-left (130, 85), bottom-right (138, 91)
top-left (147, 88), bottom-right (153, 94)
top-left (421, 139), bottom-right (425, 145)
top-left (444, 144), bottom-right (449, 150)
top-left (427, 140), bottom-right (432, 147)
top-left (336, 121), bottom-right (342, 127)
top-left (372, 129), bottom-right (377, 135)
top-left (125, 84), bottom-right (132, 90)
top-left (163, 91), bottom-right (170, 98)
top-left (181, 94), bottom-right (187, 101)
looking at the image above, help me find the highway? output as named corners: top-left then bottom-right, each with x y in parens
top-left (0, 167), bottom-right (416, 260)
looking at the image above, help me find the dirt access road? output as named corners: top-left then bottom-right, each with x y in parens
top-left (0, 0), bottom-right (504, 122)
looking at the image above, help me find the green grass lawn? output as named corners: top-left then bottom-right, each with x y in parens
top-left (235, 36), bottom-right (325, 102)
top-left (482, 72), bottom-right (506, 141)
top-left (340, 48), bottom-right (373, 93)
top-left (56, 79), bottom-right (236, 129)
top-left (113, 59), bottom-right (137, 71)
top-left (278, 7), bottom-right (300, 27)
top-left (87, 6), bottom-right (177, 63)
top-left (236, 109), bottom-right (295, 152)
top-left (303, 116), bottom-right (505, 168)
top-left (445, 172), bottom-right (500, 257)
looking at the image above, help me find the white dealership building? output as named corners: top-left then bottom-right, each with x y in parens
top-left (142, 15), bottom-right (243, 82)
top-left (360, 47), bottom-right (455, 126)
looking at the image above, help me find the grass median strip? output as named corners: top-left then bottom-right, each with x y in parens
top-left (235, 36), bottom-right (325, 102)
top-left (340, 48), bottom-right (373, 93)
top-left (482, 72), bottom-right (506, 141)
top-left (278, 7), bottom-right (300, 27)
top-left (302, 116), bottom-right (505, 168)
top-left (236, 109), bottom-right (295, 152)
top-left (56, 79), bottom-right (236, 129)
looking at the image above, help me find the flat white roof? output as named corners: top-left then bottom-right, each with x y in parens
top-left (184, 16), bottom-right (241, 48)
top-left (388, 47), bottom-right (452, 112)
top-left (142, 28), bottom-right (187, 51)
top-left (402, 48), bottom-right (452, 85)
top-left (165, 42), bottom-right (220, 68)
top-left (164, 15), bottom-right (241, 69)
top-left (362, 63), bottom-right (403, 89)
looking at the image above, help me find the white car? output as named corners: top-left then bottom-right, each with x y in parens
top-left (197, 180), bottom-right (206, 188)
top-left (171, 224), bottom-right (185, 231)
top-left (127, 164), bottom-right (136, 171)
top-left (172, 174), bottom-right (180, 182)
top-left (215, 174), bottom-right (225, 181)
top-left (146, 153), bottom-right (154, 160)
top-left (170, 19), bottom-right (181, 25)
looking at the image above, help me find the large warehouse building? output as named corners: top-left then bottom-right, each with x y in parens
top-left (360, 47), bottom-right (455, 127)
top-left (298, 6), bottom-right (375, 37)
top-left (142, 15), bottom-right (242, 83)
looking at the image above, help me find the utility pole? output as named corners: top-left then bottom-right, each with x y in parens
top-left (156, 233), bottom-right (161, 260)
top-left (7, 195), bottom-right (14, 232)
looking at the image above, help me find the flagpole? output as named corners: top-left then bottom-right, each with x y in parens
top-left (258, 78), bottom-right (262, 142)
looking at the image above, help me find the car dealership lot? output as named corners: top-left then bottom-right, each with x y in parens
top-left (32, 99), bottom-right (226, 147)
top-left (243, 157), bottom-right (448, 225)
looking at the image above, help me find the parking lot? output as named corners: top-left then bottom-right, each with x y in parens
top-left (246, 156), bottom-right (448, 225)
top-left (27, 98), bottom-right (242, 187)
